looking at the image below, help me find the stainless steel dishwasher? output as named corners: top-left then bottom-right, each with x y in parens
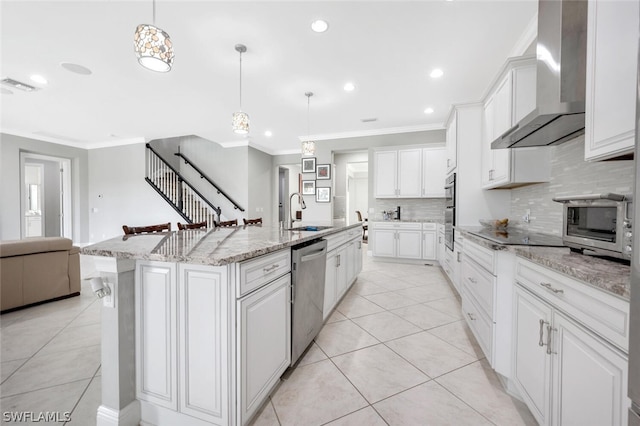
top-left (290, 238), bottom-right (327, 365)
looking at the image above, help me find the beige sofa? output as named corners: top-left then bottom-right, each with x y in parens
top-left (1, 237), bottom-right (81, 313)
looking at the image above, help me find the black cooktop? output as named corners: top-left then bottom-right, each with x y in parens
top-left (463, 227), bottom-right (565, 247)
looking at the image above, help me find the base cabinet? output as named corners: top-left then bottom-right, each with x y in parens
top-left (513, 284), bottom-right (629, 426)
top-left (323, 231), bottom-right (363, 320)
top-left (371, 222), bottom-right (422, 260)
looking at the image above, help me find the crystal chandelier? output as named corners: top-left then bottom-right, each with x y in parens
top-left (232, 44), bottom-right (249, 134)
top-left (302, 92), bottom-right (315, 155)
top-left (134, 0), bottom-right (174, 72)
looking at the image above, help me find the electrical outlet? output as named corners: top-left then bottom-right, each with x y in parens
top-left (523, 209), bottom-right (531, 223)
top-left (102, 281), bottom-right (115, 308)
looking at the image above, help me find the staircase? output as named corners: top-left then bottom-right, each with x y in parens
top-left (145, 144), bottom-right (221, 227)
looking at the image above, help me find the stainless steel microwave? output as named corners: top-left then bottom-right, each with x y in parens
top-left (553, 193), bottom-right (633, 260)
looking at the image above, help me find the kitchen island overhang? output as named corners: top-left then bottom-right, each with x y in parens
top-left (81, 223), bottom-right (364, 426)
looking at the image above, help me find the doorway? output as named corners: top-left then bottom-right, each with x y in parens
top-left (20, 152), bottom-right (72, 239)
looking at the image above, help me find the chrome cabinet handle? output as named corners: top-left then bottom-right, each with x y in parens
top-left (457, 252), bottom-right (462, 262)
top-left (467, 312), bottom-right (475, 321)
top-left (468, 277), bottom-right (477, 284)
top-left (546, 325), bottom-right (554, 355)
top-left (263, 264), bottom-right (279, 273)
top-left (540, 282), bottom-right (564, 294)
top-left (539, 319), bottom-right (547, 347)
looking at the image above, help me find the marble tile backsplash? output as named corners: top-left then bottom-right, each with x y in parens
top-left (511, 136), bottom-right (634, 235)
top-left (374, 198), bottom-right (446, 222)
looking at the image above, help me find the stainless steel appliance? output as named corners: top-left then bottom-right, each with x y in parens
top-left (491, 0), bottom-right (588, 149)
top-left (290, 238), bottom-right (327, 365)
top-left (628, 23), bottom-right (640, 424)
top-left (444, 173), bottom-right (456, 251)
top-left (552, 193), bottom-right (633, 260)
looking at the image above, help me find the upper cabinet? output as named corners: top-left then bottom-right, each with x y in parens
top-left (445, 111), bottom-right (457, 174)
top-left (374, 146), bottom-right (446, 198)
top-left (584, 0), bottom-right (639, 161)
top-left (481, 57), bottom-right (551, 189)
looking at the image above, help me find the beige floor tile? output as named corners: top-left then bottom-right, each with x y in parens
top-left (390, 304), bottom-right (459, 330)
top-left (249, 399), bottom-right (280, 426)
top-left (67, 301), bottom-right (102, 328)
top-left (374, 278), bottom-right (417, 292)
top-left (2, 345), bottom-right (101, 397)
top-left (1, 359), bottom-right (27, 384)
top-left (393, 286), bottom-right (454, 303)
top-left (296, 342), bottom-right (327, 367)
top-left (39, 323), bottom-right (101, 355)
top-left (374, 381), bottom-right (493, 426)
top-left (66, 376), bottom-right (102, 426)
top-left (270, 359), bottom-right (367, 426)
top-left (314, 320), bottom-right (379, 357)
top-left (336, 295), bottom-right (385, 319)
top-left (363, 292), bottom-right (420, 310)
top-left (424, 297), bottom-right (464, 319)
top-left (333, 344), bottom-right (429, 403)
top-left (326, 310), bottom-right (348, 324)
top-left (351, 311), bottom-right (421, 342)
top-left (386, 331), bottom-right (478, 378)
top-left (325, 406), bottom-right (387, 426)
top-left (347, 280), bottom-right (389, 296)
top-left (1, 379), bottom-right (89, 425)
top-left (436, 360), bottom-right (538, 426)
top-left (1, 323), bottom-right (64, 362)
top-left (428, 320), bottom-right (485, 358)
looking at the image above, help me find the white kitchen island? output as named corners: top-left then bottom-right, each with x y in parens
top-left (81, 223), bottom-right (363, 426)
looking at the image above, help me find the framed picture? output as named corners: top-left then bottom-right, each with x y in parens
top-left (302, 180), bottom-right (316, 195)
top-left (316, 187), bottom-right (331, 203)
top-left (302, 157), bottom-right (316, 173)
top-left (316, 164), bottom-right (331, 180)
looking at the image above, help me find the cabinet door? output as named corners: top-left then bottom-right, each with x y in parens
top-left (372, 229), bottom-right (396, 257)
top-left (482, 96), bottom-right (496, 187)
top-left (552, 313), bottom-right (628, 426)
top-left (446, 113), bottom-right (457, 174)
top-left (135, 261), bottom-right (178, 410)
top-left (336, 245), bottom-right (348, 299)
top-left (422, 230), bottom-right (436, 260)
top-left (374, 151), bottom-right (398, 197)
top-left (512, 286), bottom-right (552, 426)
top-left (422, 147), bottom-right (447, 198)
top-left (179, 264), bottom-right (229, 424)
top-left (346, 240), bottom-right (356, 287)
top-left (323, 250), bottom-right (337, 320)
top-left (437, 230), bottom-right (445, 265)
top-left (355, 239), bottom-right (363, 276)
top-left (397, 148), bottom-right (422, 197)
top-left (238, 274), bottom-right (291, 425)
top-left (490, 73), bottom-right (512, 185)
top-left (396, 230), bottom-right (422, 259)
top-left (585, 0), bottom-right (638, 161)
top-left (512, 65), bottom-right (536, 123)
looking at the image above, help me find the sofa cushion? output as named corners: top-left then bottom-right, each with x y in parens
top-left (0, 237), bottom-right (73, 258)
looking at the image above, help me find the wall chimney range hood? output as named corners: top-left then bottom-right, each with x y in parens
top-left (491, 0), bottom-right (588, 149)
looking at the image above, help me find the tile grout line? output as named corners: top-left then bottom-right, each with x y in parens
top-left (63, 364), bottom-right (102, 426)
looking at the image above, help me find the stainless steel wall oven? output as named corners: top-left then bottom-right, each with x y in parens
top-left (444, 173), bottom-right (456, 251)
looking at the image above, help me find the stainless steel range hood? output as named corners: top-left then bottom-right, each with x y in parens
top-left (491, 0), bottom-right (588, 149)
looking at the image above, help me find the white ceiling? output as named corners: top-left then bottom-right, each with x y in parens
top-left (0, 0), bottom-right (537, 155)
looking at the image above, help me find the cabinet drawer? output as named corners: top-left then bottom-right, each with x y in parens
top-left (325, 232), bottom-right (346, 252)
top-left (422, 223), bottom-right (437, 231)
top-left (464, 240), bottom-right (496, 274)
top-left (372, 221), bottom-right (422, 230)
top-left (515, 258), bottom-right (629, 352)
top-left (346, 227), bottom-right (361, 240)
top-left (462, 294), bottom-right (493, 362)
top-left (461, 257), bottom-right (495, 319)
top-left (237, 249), bottom-right (291, 297)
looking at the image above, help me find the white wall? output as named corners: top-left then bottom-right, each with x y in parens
top-left (248, 147), bottom-right (273, 225)
top-left (88, 143), bottom-right (184, 242)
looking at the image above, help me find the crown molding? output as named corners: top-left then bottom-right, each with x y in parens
top-left (298, 123), bottom-right (445, 142)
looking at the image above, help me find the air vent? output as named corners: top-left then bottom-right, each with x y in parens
top-left (360, 118), bottom-right (378, 123)
top-left (1, 78), bottom-right (38, 92)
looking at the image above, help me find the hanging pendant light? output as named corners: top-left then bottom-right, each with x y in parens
top-left (134, 0), bottom-right (174, 72)
top-left (232, 44), bottom-right (250, 134)
top-left (302, 92), bottom-right (316, 155)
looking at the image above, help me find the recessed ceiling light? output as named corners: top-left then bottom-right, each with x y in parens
top-left (361, 117), bottom-right (378, 123)
top-left (344, 82), bottom-right (355, 92)
top-left (61, 62), bottom-right (92, 75)
top-left (430, 68), bottom-right (444, 78)
top-left (30, 74), bottom-right (47, 85)
top-left (311, 20), bottom-right (329, 33)
top-left (424, 108), bottom-right (434, 114)
top-left (264, 130), bottom-right (273, 137)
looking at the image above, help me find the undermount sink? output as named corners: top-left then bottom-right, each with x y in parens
top-left (287, 225), bottom-right (333, 231)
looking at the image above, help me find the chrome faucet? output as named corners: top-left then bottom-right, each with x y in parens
top-left (289, 192), bottom-right (307, 229)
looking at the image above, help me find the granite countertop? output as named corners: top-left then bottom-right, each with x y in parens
top-left (81, 223), bottom-right (363, 266)
top-left (456, 227), bottom-right (630, 300)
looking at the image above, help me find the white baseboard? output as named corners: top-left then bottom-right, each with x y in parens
top-left (96, 401), bottom-right (141, 426)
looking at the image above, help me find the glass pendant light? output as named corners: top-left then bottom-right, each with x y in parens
top-left (232, 44), bottom-right (249, 134)
top-left (134, 0), bottom-right (174, 72)
top-left (302, 92), bottom-right (316, 155)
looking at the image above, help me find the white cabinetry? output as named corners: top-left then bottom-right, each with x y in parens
top-left (481, 57), bottom-right (551, 189)
top-left (371, 222), bottom-right (422, 260)
top-left (374, 149), bottom-right (421, 198)
top-left (445, 111), bottom-right (457, 174)
top-left (513, 258), bottom-right (630, 426)
top-left (437, 224), bottom-right (445, 265)
top-left (422, 223), bottom-right (437, 261)
top-left (421, 147), bottom-right (447, 198)
top-left (584, 0), bottom-right (638, 161)
top-left (323, 228), bottom-right (363, 320)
